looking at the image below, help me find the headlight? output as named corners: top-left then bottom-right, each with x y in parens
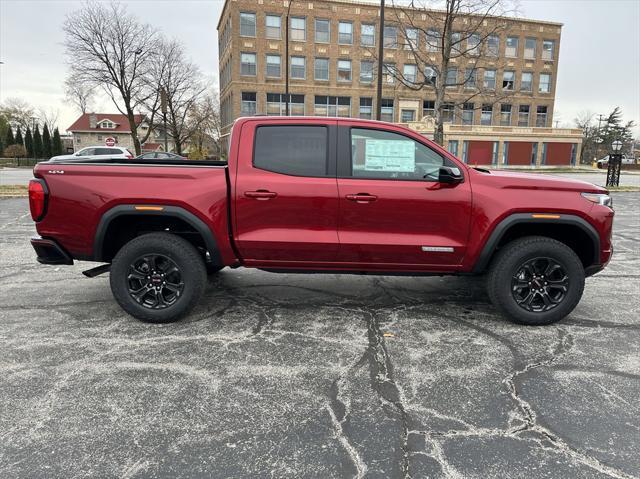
top-left (581, 192), bottom-right (612, 207)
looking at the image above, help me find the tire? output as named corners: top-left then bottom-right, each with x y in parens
top-left (110, 233), bottom-right (207, 323)
top-left (487, 236), bottom-right (585, 325)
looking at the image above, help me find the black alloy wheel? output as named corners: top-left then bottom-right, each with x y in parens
top-left (511, 257), bottom-right (569, 312)
top-left (127, 254), bottom-right (185, 309)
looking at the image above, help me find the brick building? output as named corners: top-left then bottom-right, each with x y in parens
top-left (217, 0), bottom-right (582, 166)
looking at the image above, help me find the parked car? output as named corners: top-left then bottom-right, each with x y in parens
top-left (137, 152), bottom-right (187, 160)
top-left (596, 155), bottom-right (636, 169)
top-left (29, 117), bottom-right (614, 326)
top-left (49, 146), bottom-right (133, 162)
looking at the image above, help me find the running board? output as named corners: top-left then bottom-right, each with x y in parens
top-left (82, 264), bottom-right (111, 278)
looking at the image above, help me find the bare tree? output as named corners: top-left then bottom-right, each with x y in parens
top-left (155, 39), bottom-right (207, 155)
top-left (378, 0), bottom-right (518, 145)
top-left (39, 108), bottom-right (60, 131)
top-left (63, 2), bottom-right (161, 154)
top-left (64, 74), bottom-right (94, 114)
top-left (187, 91), bottom-right (222, 159)
top-left (0, 98), bottom-right (36, 131)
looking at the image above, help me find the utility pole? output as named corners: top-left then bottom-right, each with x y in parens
top-left (375, 0), bottom-right (385, 120)
top-left (284, 1), bottom-right (294, 116)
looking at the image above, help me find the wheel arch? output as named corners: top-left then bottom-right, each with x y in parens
top-left (473, 213), bottom-right (600, 274)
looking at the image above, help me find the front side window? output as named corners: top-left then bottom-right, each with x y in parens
top-left (487, 35), bottom-right (499, 56)
top-left (266, 15), bottom-right (281, 39)
top-left (506, 36), bottom-right (519, 57)
top-left (361, 24), bottom-right (375, 46)
top-left (338, 21), bottom-right (353, 44)
top-left (500, 104), bottom-right (512, 126)
top-left (240, 12), bottom-right (256, 37)
top-left (315, 58), bottom-right (329, 81)
top-left (266, 55), bottom-right (281, 77)
top-left (315, 19), bottom-right (330, 43)
top-left (403, 64), bottom-right (417, 84)
top-left (502, 70), bottom-right (515, 90)
top-left (381, 98), bottom-right (394, 122)
top-left (521, 72), bottom-right (533, 92)
top-left (384, 25), bottom-right (397, 48)
top-left (359, 97), bottom-right (373, 119)
top-left (539, 73), bottom-right (551, 92)
top-left (290, 17), bottom-right (306, 41)
top-left (338, 59), bottom-right (352, 81)
top-left (542, 40), bottom-right (555, 60)
top-left (350, 128), bottom-right (447, 181)
top-left (240, 92), bottom-right (256, 116)
top-left (483, 69), bottom-right (496, 90)
top-left (290, 56), bottom-right (306, 79)
top-left (524, 37), bottom-right (536, 59)
top-left (240, 52), bottom-right (257, 76)
top-left (360, 60), bottom-right (374, 83)
top-left (254, 126), bottom-right (328, 177)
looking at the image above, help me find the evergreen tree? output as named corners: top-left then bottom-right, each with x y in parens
top-left (42, 124), bottom-right (53, 159)
top-left (0, 137), bottom-right (4, 157)
top-left (33, 125), bottom-right (43, 159)
top-left (24, 127), bottom-right (34, 158)
top-left (15, 126), bottom-right (24, 146)
top-left (52, 128), bottom-right (63, 156)
top-left (5, 127), bottom-right (14, 147)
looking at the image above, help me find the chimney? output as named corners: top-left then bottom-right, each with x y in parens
top-left (89, 113), bottom-right (97, 129)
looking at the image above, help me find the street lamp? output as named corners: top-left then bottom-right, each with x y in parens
top-left (606, 138), bottom-right (623, 187)
top-left (611, 139), bottom-right (623, 153)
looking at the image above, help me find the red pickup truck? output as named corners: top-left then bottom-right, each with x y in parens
top-left (29, 117), bottom-right (614, 325)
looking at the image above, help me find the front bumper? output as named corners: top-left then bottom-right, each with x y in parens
top-left (31, 236), bottom-right (73, 265)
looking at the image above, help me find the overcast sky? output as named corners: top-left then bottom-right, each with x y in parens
top-left (0, 0), bottom-right (638, 135)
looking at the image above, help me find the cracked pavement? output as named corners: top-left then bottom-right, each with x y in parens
top-left (0, 195), bottom-right (638, 478)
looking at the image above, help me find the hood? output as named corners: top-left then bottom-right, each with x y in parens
top-left (472, 169), bottom-right (607, 193)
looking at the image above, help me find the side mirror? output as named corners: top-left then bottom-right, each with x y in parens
top-left (439, 166), bottom-right (463, 184)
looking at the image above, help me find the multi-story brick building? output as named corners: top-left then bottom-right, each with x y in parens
top-left (217, 0), bottom-right (582, 166)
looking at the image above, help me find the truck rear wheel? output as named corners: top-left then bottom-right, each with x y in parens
top-left (110, 233), bottom-right (206, 323)
top-left (487, 236), bottom-right (585, 325)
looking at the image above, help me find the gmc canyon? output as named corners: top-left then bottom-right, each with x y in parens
top-left (29, 117), bottom-right (614, 325)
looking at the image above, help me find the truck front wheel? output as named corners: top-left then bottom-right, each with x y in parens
top-left (487, 236), bottom-right (585, 325)
top-left (110, 233), bottom-right (206, 323)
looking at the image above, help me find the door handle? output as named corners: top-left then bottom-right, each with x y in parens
top-left (345, 193), bottom-right (377, 203)
top-left (245, 190), bottom-right (278, 200)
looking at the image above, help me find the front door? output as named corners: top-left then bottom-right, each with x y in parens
top-left (336, 124), bottom-right (472, 269)
top-left (234, 120), bottom-right (340, 264)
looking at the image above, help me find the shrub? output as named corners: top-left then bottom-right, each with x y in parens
top-left (4, 144), bottom-right (27, 158)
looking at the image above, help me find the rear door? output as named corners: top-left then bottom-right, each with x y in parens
top-left (234, 120), bottom-right (340, 264)
top-left (336, 122), bottom-right (472, 269)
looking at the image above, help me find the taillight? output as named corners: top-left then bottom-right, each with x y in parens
top-left (28, 179), bottom-right (48, 221)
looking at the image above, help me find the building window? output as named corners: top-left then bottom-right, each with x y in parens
top-left (451, 32), bottom-right (462, 54)
top-left (241, 92), bottom-right (257, 116)
top-left (240, 52), bottom-right (257, 76)
top-left (314, 58), bottom-right (329, 81)
top-left (383, 25), bottom-right (397, 48)
top-left (521, 72), bottom-right (533, 92)
top-left (360, 60), bottom-right (374, 83)
top-left (100, 121), bottom-right (114, 129)
top-left (518, 105), bottom-right (530, 126)
top-left (462, 103), bottom-right (474, 125)
top-left (536, 106), bottom-right (548, 127)
top-left (405, 28), bottom-right (418, 50)
top-left (383, 63), bottom-right (396, 84)
top-left (442, 103), bottom-right (455, 123)
top-left (500, 104), bottom-right (512, 126)
top-left (483, 69), bottom-right (496, 90)
top-left (361, 24), bottom-right (375, 46)
top-left (426, 29), bottom-right (439, 52)
top-left (240, 12), bottom-right (256, 37)
top-left (290, 17), bottom-right (306, 41)
top-left (403, 64), bottom-right (417, 84)
top-left (266, 15), bottom-right (281, 39)
top-left (481, 104), bottom-right (493, 125)
top-left (506, 36), bottom-right (519, 57)
top-left (380, 98), bottom-right (394, 122)
top-left (266, 93), bottom-right (305, 116)
top-left (445, 68), bottom-right (457, 87)
top-left (423, 100), bottom-right (435, 118)
top-left (539, 73), bottom-right (551, 93)
top-left (266, 55), bottom-right (281, 77)
top-left (448, 140), bottom-right (459, 156)
top-left (315, 18), bottom-right (330, 43)
top-left (314, 96), bottom-right (351, 117)
top-left (542, 40), bottom-right (555, 60)
top-left (464, 68), bottom-right (476, 89)
top-left (425, 66), bottom-right (437, 86)
top-left (524, 37), bottom-right (536, 59)
top-left (502, 70), bottom-right (515, 90)
top-left (337, 59), bottom-right (352, 82)
top-left (338, 21), bottom-right (353, 44)
top-left (487, 35), bottom-right (499, 56)
top-left (401, 109), bottom-right (416, 123)
top-left (290, 56), bottom-right (306, 79)
top-left (468, 33), bottom-right (480, 55)
top-left (359, 97), bottom-right (373, 119)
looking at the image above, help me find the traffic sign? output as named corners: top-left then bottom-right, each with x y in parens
top-left (105, 137), bottom-right (116, 147)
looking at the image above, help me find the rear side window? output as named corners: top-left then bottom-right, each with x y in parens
top-left (254, 126), bottom-right (328, 177)
top-left (95, 148), bottom-right (119, 155)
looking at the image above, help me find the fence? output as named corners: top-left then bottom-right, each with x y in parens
top-left (0, 158), bottom-right (44, 168)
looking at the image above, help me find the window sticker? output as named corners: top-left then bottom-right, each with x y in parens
top-left (363, 139), bottom-right (415, 172)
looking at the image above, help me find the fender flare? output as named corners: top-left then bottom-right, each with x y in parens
top-left (472, 213), bottom-right (600, 273)
top-left (93, 204), bottom-right (222, 266)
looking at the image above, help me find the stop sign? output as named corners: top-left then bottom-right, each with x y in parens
top-left (105, 137), bottom-right (116, 147)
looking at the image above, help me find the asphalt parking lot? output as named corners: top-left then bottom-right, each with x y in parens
top-left (1, 195), bottom-right (638, 478)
